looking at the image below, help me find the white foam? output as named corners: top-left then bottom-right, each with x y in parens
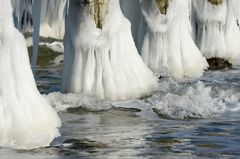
top-left (150, 82), bottom-right (226, 119)
top-left (26, 38), bottom-right (64, 53)
top-left (39, 41), bottom-right (64, 53)
top-left (45, 92), bottom-right (112, 112)
top-left (46, 80), bottom-right (240, 121)
top-left (51, 55), bottom-right (64, 66)
top-left (148, 81), bottom-right (240, 119)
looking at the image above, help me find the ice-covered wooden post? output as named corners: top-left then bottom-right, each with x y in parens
top-left (62, 0), bottom-right (158, 101)
top-left (89, 0), bottom-right (108, 29)
top-left (192, 0), bottom-right (240, 70)
top-left (155, 0), bottom-right (169, 15)
top-left (139, 0), bottom-right (208, 79)
top-left (207, 0), bottom-right (230, 70)
top-left (208, 0), bottom-right (223, 5)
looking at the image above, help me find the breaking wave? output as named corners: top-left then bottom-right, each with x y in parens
top-left (44, 79), bottom-right (240, 120)
top-left (44, 92), bottom-right (113, 112)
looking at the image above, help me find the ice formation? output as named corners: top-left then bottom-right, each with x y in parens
top-left (140, 0), bottom-right (208, 79)
top-left (62, 0), bottom-right (158, 101)
top-left (11, 0), bottom-right (66, 71)
top-left (192, 0), bottom-right (240, 64)
top-left (40, 0), bottom-right (66, 39)
top-left (11, 0), bottom-right (33, 32)
top-left (0, 0), bottom-right (61, 149)
top-left (11, 0), bottom-right (66, 39)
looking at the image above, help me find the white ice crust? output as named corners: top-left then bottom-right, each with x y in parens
top-left (0, 0), bottom-right (61, 149)
top-left (139, 0), bottom-right (208, 79)
top-left (62, 0), bottom-right (158, 101)
top-left (192, 0), bottom-right (240, 64)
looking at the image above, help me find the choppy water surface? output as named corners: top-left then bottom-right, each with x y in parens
top-left (1, 59), bottom-right (240, 158)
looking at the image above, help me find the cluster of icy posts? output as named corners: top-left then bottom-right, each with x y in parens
top-left (0, 0), bottom-right (240, 150)
top-left (12, 0), bottom-right (240, 75)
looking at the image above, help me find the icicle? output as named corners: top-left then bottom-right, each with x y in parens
top-left (40, 0), bottom-right (66, 39)
top-left (31, 0), bottom-right (41, 72)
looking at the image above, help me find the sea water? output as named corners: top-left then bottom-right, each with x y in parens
top-left (1, 47), bottom-right (239, 158)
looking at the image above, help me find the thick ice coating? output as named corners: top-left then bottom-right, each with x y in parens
top-left (89, 0), bottom-right (108, 29)
top-left (62, 0), bottom-right (158, 101)
top-left (0, 0), bottom-right (61, 149)
top-left (140, 0), bottom-right (208, 79)
top-left (192, 0), bottom-right (240, 64)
